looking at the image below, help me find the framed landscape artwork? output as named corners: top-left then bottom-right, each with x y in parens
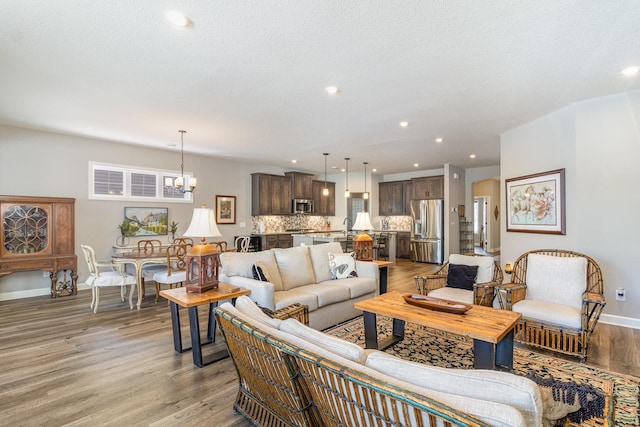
top-left (216, 195), bottom-right (236, 224)
top-left (506, 168), bottom-right (565, 235)
top-left (123, 207), bottom-right (168, 236)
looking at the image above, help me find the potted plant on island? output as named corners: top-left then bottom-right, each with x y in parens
top-left (168, 221), bottom-right (179, 242)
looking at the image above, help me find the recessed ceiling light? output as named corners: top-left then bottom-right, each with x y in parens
top-left (414, 163), bottom-right (419, 168)
top-left (166, 11), bottom-right (190, 27)
top-left (331, 166), bottom-right (339, 170)
top-left (469, 154), bottom-right (476, 159)
top-left (291, 159), bottom-right (297, 164)
top-left (399, 121), bottom-right (409, 127)
top-left (622, 66), bottom-right (640, 77)
top-left (325, 86), bottom-right (339, 95)
top-left (372, 168), bottom-right (377, 172)
top-left (435, 137), bottom-right (444, 143)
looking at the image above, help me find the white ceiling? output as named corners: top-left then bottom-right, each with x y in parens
top-left (1, 1), bottom-right (639, 175)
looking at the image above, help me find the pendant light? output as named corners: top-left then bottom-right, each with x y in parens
top-left (363, 161), bottom-right (369, 200)
top-left (344, 157), bottom-right (350, 198)
top-left (164, 130), bottom-right (196, 194)
top-left (322, 153), bottom-right (329, 196)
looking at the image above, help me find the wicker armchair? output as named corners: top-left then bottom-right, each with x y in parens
top-left (415, 255), bottom-right (503, 306)
top-left (495, 249), bottom-right (606, 362)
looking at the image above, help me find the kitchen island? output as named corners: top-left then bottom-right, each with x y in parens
top-left (293, 231), bottom-right (397, 264)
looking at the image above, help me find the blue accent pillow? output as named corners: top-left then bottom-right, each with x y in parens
top-left (446, 263), bottom-right (478, 290)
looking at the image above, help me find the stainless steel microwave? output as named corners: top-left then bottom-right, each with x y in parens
top-left (292, 199), bottom-right (313, 214)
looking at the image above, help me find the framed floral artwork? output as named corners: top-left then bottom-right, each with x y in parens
top-left (215, 195), bottom-right (236, 224)
top-left (506, 168), bottom-right (565, 234)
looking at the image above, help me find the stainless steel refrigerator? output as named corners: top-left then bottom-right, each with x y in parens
top-left (410, 199), bottom-right (444, 264)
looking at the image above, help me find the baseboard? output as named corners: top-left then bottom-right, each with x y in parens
top-left (599, 313), bottom-right (640, 330)
top-left (0, 287), bottom-right (51, 301)
top-left (0, 285), bottom-right (90, 301)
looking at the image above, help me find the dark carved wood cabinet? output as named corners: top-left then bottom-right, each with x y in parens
top-left (0, 195), bottom-right (77, 297)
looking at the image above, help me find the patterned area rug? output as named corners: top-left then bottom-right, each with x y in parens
top-left (325, 316), bottom-right (640, 427)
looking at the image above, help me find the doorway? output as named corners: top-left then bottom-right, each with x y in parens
top-left (346, 192), bottom-right (369, 230)
top-left (474, 197), bottom-right (488, 250)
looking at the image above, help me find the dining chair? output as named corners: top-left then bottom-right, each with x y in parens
top-left (234, 236), bottom-right (251, 253)
top-left (152, 243), bottom-right (192, 303)
top-left (172, 237), bottom-right (194, 246)
top-left (138, 239), bottom-right (165, 296)
top-left (81, 244), bottom-right (137, 313)
top-left (210, 241), bottom-right (228, 253)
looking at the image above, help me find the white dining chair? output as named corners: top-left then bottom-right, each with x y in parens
top-left (81, 244), bottom-right (137, 313)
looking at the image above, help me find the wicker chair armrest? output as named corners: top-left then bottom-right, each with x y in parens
top-left (584, 292), bottom-right (605, 305)
top-left (415, 274), bottom-right (447, 294)
top-left (473, 279), bottom-right (498, 290)
top-left (263, 303), bottom-right (309, 326)
top-left (495, 282), bottom-right (527, 310)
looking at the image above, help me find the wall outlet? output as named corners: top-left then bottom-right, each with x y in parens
top-left (616, 287), bottom-right (626, 301)
top-left (239, 222), bottom-right (246, 228)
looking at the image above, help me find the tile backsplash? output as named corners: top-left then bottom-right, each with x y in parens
top-left (252, 215), bottom-right (411, 233)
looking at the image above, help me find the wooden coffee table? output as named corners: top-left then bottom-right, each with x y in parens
top-left (160, 283), bottom-right (250, 368)
top-left (354, 291), bottom-right (521, 371)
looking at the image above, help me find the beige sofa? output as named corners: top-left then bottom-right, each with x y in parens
top-left (215, 296), bottom-right (548, 427)
top-left (219, 242), bottom-right (379, 330)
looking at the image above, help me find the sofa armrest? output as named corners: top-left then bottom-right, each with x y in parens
top-left (355, 260), bottom-right (379, 281)
top-left (222, 276), bottom-right (276, 310)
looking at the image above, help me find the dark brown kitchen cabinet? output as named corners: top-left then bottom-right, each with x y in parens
top-left (271, 175), bottom-right (292, 215)
top-left (412, 175), bottom-right (444, 199)
top-left (379, 181), bottom-right (406, 215)
top-left (0, 195), bottom-right (77, 297)
top-left (312, 180), bottom-right (335, 216)
top-left (251, 173), bottom-right (292, 215)
top-left (285, 172), bottom-right (314, 200)
top-left (397, 231), bottom-right (411, 259)
top-left (264, 233), bottom-right (293, 250)
top-left (403, 181), bottom-right (413, 215)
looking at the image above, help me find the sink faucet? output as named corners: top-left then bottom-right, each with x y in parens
top-left (343, 217), bottom-right (351, 231)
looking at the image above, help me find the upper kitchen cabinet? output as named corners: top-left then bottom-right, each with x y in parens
top-left (379, 181), bottom-right (406, 215)
top-left (411, 175), bottom-right (444, 199)
top-left (403, 180), bottom-right (413, 215)
top-left (251, 173), bottom-right (292, 215)
top-left (285, 172), bottom-right (314, 200)
top-left (312, 180), bottom-right (335, 216)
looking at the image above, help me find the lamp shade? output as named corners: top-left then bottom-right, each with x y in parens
top-left (183, 207), bottom-right (222, 240)
top-left (352, 211), bottom-right (374, 231)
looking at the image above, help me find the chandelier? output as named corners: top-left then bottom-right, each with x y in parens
top-left (165, 130), bottom-right (196, 194)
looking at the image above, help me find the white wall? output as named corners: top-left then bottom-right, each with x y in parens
top-left (501, 90), bottom-right (640, 323)
top-left (0, 125), bottom-right (286, 298)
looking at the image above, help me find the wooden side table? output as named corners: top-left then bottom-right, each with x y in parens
top-left (160, 283), bottom-right (250, 368)
top-left (371, 260), bottom-right (393, 294)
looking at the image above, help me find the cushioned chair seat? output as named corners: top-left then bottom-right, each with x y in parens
top-left (428, 287), bottom-right (474, 305)
top-left (86, 270), bottom-right (137, 287)
top-left (152, 269), bottom-right (187, 285)
top-left (512, 300), bottom-right (581, 329)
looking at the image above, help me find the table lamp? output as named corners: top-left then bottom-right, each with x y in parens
top-left (183, 205), bottom-right (222, 293)
top-left (352, 211), bottom-right (374, 261)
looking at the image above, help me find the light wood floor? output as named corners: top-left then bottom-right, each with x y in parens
top-left (0, 259), bottom-right (637, 426)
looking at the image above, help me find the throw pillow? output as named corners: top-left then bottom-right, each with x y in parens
top-left (328, 252), bottom-right (358, 279)
top-left (252, 261), bottom-right (271, 282)
top-left (446, 263), bottom-right (478, 290)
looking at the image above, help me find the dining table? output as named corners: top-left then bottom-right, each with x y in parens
top-left (112, 248), bottom-right (173, 309)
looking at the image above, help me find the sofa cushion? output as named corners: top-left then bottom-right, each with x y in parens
top-left (220, 250), bottom-right (284, 291)
top-left (280, 318), bottom-right (366, 364)
top-left (318, 277), bottom-right (377, 299)
top-left (446, 263), bottom-right (478, 290)
top-left (308, 242), bottom-right (343, 283)
top-left (234, 295), bottom-right (283, 329)
top-left (291, 283), bottom-right (351, 307)
top-left (428, 287), bottom-right (474, 304)
top-left (273, 246), bottom-right (316, 290)
top-left (513, 299), bottom-right (582, 329)
top-left (365, 351), bottom-right (542, 427)
top-left (274, 288), bottom-right (319, 312)
top-left (328, 252), bottom-right (358, 279)
top-left (525, 253), bottom-right (587, 311)
top-left (449, 254), bottom-right (494, 283)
